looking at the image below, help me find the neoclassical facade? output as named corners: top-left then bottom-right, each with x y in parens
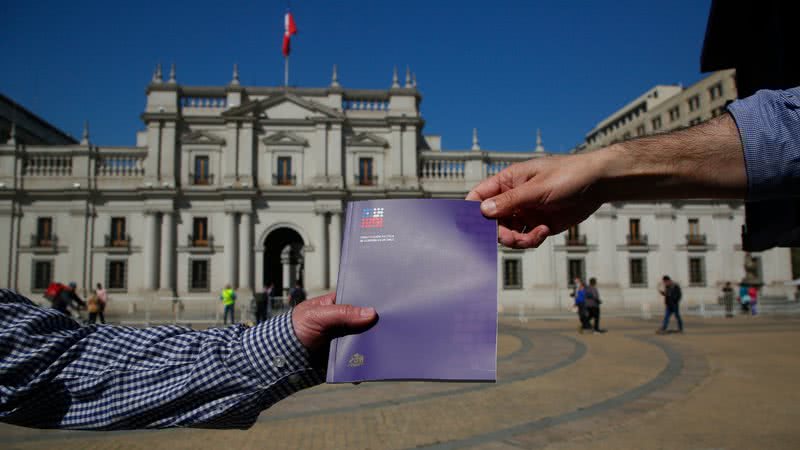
top-left (0, 65), bottom-right (792, 313)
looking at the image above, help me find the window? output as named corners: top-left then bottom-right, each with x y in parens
top-left (628, 218), bottom-right (643, 244)
top-left (689, 257), bottom-right (706, 286)
top-left (636, 124), bottom-right (646, 136)
top-left (651, 116), bottom-right (662, 131)
top-left (190, 259), bottom-right (210, 291)
top-left (688, 218), bottom-right (700, 236)
top-left (711, 106), bottom-right (726, 118)
top-left (503, 258), bottom-right (522, 289)
top-left (689, 117), bottom-right (703, 126)
top-left (709, 83), bottom-right (723, 100)
top-left (192, 217), bottom-right (208, 246)
top-left (110, 217), bottom-right (127, 246)
top-left (688, 95), bottom-right (700, 112)
top-left (568, 259), bottom-right (585, 286)
top-left (669, 106), bottom-right (680, 122)
top-left (566, 225), bottom-right (584, 245)
top-left (751, 255), bottom-right (763, 282)
top-left (193, 156), bottom-right (211, 185)
top-left (629, 258), bottom-right (647, 287)
top-left (358, 157), bottom-right (375, 185)
top-left (276, 156), bottom-right (294, 185)
top-left (622, 131), bottom-right (631, 139)
top-left (32, 260), bottom-right (53, 291)
top-left (107, 260), bottom-right (127, 290)
top-left (37, 217), bottom-right (53, 246)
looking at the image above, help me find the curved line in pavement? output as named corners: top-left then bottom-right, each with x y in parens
top-left (414, 335), bottom-right (683, 449)
top-left (258, 329), bottom-right (578, 422)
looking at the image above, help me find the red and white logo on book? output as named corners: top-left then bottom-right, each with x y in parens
top-left (360, 207), bottom-right (384, 228)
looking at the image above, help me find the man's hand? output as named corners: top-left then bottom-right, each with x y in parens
top-left (466, 153), bottom-right (605, 249)
top-left (291, 292), bottom-right (378, 352)
top-left (466, 114), bottom-right (747, 249)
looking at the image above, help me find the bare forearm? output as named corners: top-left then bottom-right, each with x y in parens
top-left (592, 113), bottom-right (747, 202)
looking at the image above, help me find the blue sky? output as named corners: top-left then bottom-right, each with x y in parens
top-left (2, 0), bottom-right (713, 152)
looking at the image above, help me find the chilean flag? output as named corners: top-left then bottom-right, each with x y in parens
top-left (282, 11), bottom-right (298, 57)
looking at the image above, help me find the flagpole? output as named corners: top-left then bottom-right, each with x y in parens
top-left (285, 56), bottom-right (289, 87)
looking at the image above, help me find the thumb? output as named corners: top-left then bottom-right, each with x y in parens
top-left (481, 184), bottom-right (534, 218)
top-left (293, 303), bottom-right (378, 350)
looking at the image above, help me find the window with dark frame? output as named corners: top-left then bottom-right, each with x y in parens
top-left (193, 217), bottom-right (208, 246)
top-left (107, 260), bottom-right (127, 290)
top-left (688, 95), bottom-right (701, 112)
top-left (636, 124), bottom-right (646, 136)
top-left (110, 217), bottom-right (127, 246)
top-left (568, 258), bottom-right (585, 286)
top-left (32, 260), bottom-right (53, 290)
top-left (669, 106), bottom-right (680, 122)
top-left (503, 258), bottom-right (522, 289)
top-left (190, 259), bottom-right (210, 291)
top-left (194, 156), bottom-right (210, 185)
top-left (358, 157), bottom-right (375, 185)
top-left (277, 156), bottom-right (293, 185)
top-left (709, 83), bottom-right (723, 100)
top-left (37, 217), bottom-right (53, 246)
top-left (689, 257), bottom-right (706, 286)
top-left (629, 258), bottom-right (647, 287)
top-left (652, 116), bottom-right (662, 131)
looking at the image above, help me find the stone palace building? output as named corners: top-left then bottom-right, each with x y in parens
top-left (0, 65), bottom-right (792, 315)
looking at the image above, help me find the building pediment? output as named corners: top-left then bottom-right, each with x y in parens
top-left (346, 132), bottom-right (389, 148)
top-left (262, 130), bottom-right (308, 146)
top-left (223, 92), bottom-right (343, 120)
top-left (180, 130), bottom-right (226, 145)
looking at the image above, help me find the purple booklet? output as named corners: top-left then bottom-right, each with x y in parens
top-left (326, 199), bottom-right (498, 383)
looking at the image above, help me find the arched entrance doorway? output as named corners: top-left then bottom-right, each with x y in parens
top-left (264, 227), bottom-right (305, 298)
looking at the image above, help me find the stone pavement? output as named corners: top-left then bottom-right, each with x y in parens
top-left (3, 315), bottom-right (800, 449)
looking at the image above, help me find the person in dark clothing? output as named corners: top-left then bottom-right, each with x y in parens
top-left (288, 281), bottom-right (307, 307)
top-left (571, 278), bottom-right (592, 333)
top-left (658, 276), bottom-right (683, 334)
top-left (54, 282), bottom-right (86, 317)
top-left (585, 277), bottom-right (605, 333)
top-left (256, 282), bottom-right (274, 324)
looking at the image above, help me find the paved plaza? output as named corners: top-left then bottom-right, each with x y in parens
top-left (2, 314), bottom-right (800, 449)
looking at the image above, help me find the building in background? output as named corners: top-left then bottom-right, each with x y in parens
top-left (0, 66), bottom-right (790, 318)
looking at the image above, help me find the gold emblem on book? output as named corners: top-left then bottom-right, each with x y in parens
top-left (348, 353), bottom-right (365, 367)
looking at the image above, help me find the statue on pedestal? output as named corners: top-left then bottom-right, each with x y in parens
top-left (741, 252), bottom-right (763, 287)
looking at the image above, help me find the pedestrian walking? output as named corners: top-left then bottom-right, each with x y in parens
top-left (288, 281), bottom-right (307, 307)
top-left (739, 284), bottom-right (751, 314)
top-left (748, 285), bottom-right (759, 316)
top-left (721, 282), bottom-right (735, 318)
top-left (585, 277), bottom-right (606, 333)
top-left (87, 292), bottom-right (101, 324)
top-left (220, 284), bottom-right (237, 325)
top-left (256, 282), bottom-right (273, 324)
top-left (657, 275), bottom-right (683, 334)
top-left (95, 283), bottom-right (107, 324)
top-left (572, 278), bottom-right (591, 333)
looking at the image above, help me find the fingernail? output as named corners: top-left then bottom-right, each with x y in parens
top-left (360, 307), bottom-right (375, 317)
top-left (481, 199), bottom-right (496, 215)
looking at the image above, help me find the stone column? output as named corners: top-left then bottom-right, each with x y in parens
top-left (239, 212), bottom-right (252, 291)
top-left (225, 211), bottom-right (238, 288)
top-left (159, 211), bottom-right (175, 294)
top-left (143, 211), bottom-right (160, 290)
top-left (318, 211), bottom-right (329, 290)
top-left (328, 211), bottom-right (342, 288)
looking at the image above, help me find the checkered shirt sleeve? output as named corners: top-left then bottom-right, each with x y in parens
top-left (727, 86), bottom-right (800, 250)
top-left (727, 86), bottom-right (800, 202)
top-left (0, 289), bottom-right (324, 430)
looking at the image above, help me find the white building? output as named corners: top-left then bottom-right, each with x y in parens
top-left (0, 65), bottom-right (792, 317)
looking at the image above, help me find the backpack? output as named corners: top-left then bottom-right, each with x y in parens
top-left (44, 282), bottom-right (65, 300)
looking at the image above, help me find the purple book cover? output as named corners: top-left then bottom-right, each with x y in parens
top-left (326, 199), bottom-right (498, 383)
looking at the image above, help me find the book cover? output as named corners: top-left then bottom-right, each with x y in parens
top-left (326, 199), bottom-right (498, 383)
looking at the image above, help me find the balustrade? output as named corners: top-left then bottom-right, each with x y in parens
top-left (23, 155), bottom-right (73, 176)
top-left (180, 96), bottom-right (227, 109)
top-left (420, 159), bottom-right (465, 180)
top-left (342, 99), bottom-right (389, 111)
top-left (96, 154), bottom-right (145, 176)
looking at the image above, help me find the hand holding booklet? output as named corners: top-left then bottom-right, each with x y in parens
top-left (327, 199), bottom-right (498, 383)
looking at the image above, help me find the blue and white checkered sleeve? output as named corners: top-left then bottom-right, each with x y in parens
top-left (727, 86), bottom-right (800, 201)
top-left (0, 289), bottom-right (324, 430)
